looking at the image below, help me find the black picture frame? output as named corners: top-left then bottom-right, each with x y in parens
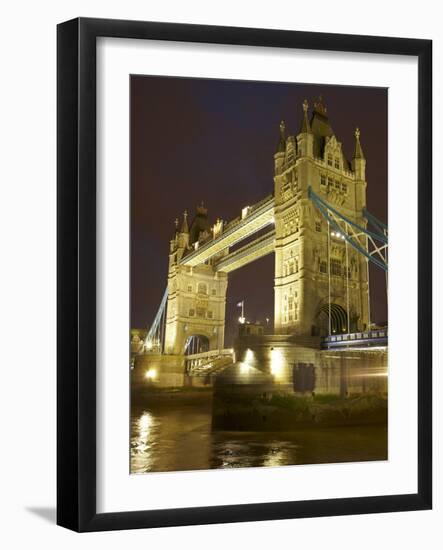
top-left (57, 17), bottom-right (432, 532)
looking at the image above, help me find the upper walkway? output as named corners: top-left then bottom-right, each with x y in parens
top-left (179, 195), bottom-right (275, 267)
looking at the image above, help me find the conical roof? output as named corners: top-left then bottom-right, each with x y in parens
top-left (180, 210), bottom-right (189, 233)
top-left (353, 127), bottom-right (365, 160)
top-left (309, 97), bottom-right (333, 158)
top-left (299, 99), bottom-right (312, 134)
top-left (189, 203), bottom-right (211, 244)
top-left (275, 120), bottom-right (286, 153)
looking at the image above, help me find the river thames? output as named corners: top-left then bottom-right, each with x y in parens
top-left (130, 392), bottom-right (387, 474)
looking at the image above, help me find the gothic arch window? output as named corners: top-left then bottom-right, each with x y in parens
top-left (197, 282), bottom-right (208, 295)
top-left (327, 153), bottom-right (333, 166)
top-left (334, 156), bottom-right (340, 169)
top-left (330, 258), bottom-right (342, 276)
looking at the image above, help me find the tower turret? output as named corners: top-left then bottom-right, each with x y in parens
top-left (296, 100), bottom-right (314, 158)
top-left (180, 209), bottom-right (189, 234)
top-left (352, 127), bottom-right (366, 181)
top-left (176, 210), bottom-right (189, 257)
top-left (274, 120), bottom-right (286, 174)
top-left (169, 217), bottom-right (179, 253)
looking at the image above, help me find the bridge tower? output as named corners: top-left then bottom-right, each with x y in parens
top-left (273, 98), bottom-right (370, 336)
top-left (164, 205), bottom-right (228, 355)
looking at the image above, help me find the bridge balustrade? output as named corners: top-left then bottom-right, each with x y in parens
top-left (321, 329), bottom-right (388, 350)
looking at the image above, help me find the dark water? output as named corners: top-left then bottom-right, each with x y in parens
top-left (130, 395), bottom-right (387, 473)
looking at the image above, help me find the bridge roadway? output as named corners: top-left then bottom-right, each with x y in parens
top-left (182, 330), bottom-right (387, 374)
top-left (179, 194), bottom-right (275, 268)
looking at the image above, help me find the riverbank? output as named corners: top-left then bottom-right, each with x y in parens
top-left (212, 392), bottom-right (387, 431)
top-left (132, 385), bottom-right (387, 431)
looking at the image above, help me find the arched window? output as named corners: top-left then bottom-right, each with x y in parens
top-left (197, 282), bottom-right (207, 295)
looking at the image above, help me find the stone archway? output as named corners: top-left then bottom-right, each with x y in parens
top-left (184, 334), bottom-right (210, 355)
top-left (313, 303), bottom-right (348, 337)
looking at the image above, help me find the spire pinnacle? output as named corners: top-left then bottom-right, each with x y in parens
top-left (173, 217), bottom-right (179, 237)
top-left (300, 99), bottom-right (312, 133)
top-left (276, 120), bottom-right (286, 153)
top-left (353, 127), bottom-right (365, 159)
top-left (280, 120), bottom-right (286, 136)
top-left (180, 210), bottom-right (189, 233)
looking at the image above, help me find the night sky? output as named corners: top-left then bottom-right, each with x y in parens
top-left (131, 76), bottom-right (387, 345)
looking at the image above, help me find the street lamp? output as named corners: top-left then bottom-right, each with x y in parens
top-left (237, 300), bottom-right (246, 324)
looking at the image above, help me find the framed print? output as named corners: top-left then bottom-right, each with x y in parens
top-left (57, 18), bottom-right (432, 532)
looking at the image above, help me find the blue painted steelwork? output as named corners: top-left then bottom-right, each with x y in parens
top-left (146, 287), bottom-right (168, 345)
top-left (308, 187), bottom-right (388, 272)
top-left (363, 207), bottom-right (387, 233)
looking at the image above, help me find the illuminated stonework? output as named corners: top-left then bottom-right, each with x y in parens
top-left (274, 98), bottom-right (369, 336)
top-left (163, 97), bottom-right (371, 354)
top-left (164, 206), bottom-right (228, 355)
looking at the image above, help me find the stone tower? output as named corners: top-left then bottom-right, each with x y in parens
top-left (164, 205), bottom-right (228, 355)
top-left (273, 98), bottom-right (370, 336)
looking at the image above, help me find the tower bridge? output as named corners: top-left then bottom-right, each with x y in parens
top-left (134, 97), bottom-right (388, 386)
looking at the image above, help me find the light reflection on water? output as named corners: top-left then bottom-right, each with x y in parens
top-left (130, 402), bottom-right (387, 474)
top-left (131, 411), bottom-right (158, 472)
